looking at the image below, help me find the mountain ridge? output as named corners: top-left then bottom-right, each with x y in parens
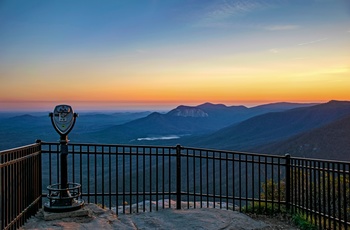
top-left (255, 114), bottom-right (350, 161)
top-left (184, 100), bottom-right (350, 152)
top-left (89, 101), bottom-right (318, 142)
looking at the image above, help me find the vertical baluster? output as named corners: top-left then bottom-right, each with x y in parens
top-left (219, 151), bottom-right (222, 209)
top-left (168, 148), bottom-right (171, 209)
top-left (226, 152), bottom-right (228, 210)
top-left (343, 163), bottom-right (348, 230)
top-left (245, 155), bottom-right (248, 211)
top-left (136, 147), bottom-right (139, 212)
top-left (285, 154), bottom-right (291, 213)
top-left (239, 153), bottom-right (242, 211)
top-left (130, 147), bottom-right (132, 212)
top-left (327, 161), bottom-right (331, 229)
top-left (233, 153), bottom-right (235, 210)
top-left (150, 147), bottom-right (153, 212)
top-left (122, 146), bottom-right (125, 213)
top-left (187, 149), bottom-right (190, 208)
top-left (94, 146), bottom-right (97, 204)
top-left (213, 151), bottom-right (216, 209)
top-left (264, 156), bottom-right (267, 213)
top-left (142, 147), bottom-right (145, 212)
top-left (258, 155), bottom-right (261, 211)
top-left (1, 153), bottom-right (4, 230)
top-left (322, 161), bottom-right (326, 229)
top-left (101, 146), bottom-right (105, 208)
top-left (271, 157), bottom-right (274, 214)
top-left (80, 145), bottom-right (83, 201)
top-left (313, 161), bottom-right (317, 226)
top-left (317, 161), bottom-right (321, 228)
top-left (87, 146), bottom-right (90, 203)
top-left (193, 149), bottom-right (196, 209)
top-left (206, 150), bottom-right (209, 208)
top-left (338, 163), bottom-right (342, 229)
top-left (306, 160), bottom-right (309, 222)
top-left (200, 150), bottom-right (203, 208)
top-left (155, 148), bottom-right (159, 211)
top-left (109, 146), bottom-right (111, 209)
top-left (162, 148), bottom-right (165, 209)
top-left (301, 159), bottom-right (305, 216)
top-left (277, 158), bottom-right (280, 212)
top-left (116, 147), bottom-right (119, 215)
top-left (252, 155), bottom-right (255, 212)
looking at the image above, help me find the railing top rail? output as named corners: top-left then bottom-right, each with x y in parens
top-left (39, 141), bottom-right (350, 164)
top-left (0, 142), bottom-right (41, 156)
top-left (291, 156), bottom-right (350, 164)
top-left (40, 141), bottom-right (177, 149)
top-left (181, 145), bottom-right (287, 159)
top-left (40, 141), bottom-right (286, 159)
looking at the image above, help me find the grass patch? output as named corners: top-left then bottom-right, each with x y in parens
top-left (242, 201), bottom-right (287, 215)
top-left (291, 213), bottom-right (317, 230)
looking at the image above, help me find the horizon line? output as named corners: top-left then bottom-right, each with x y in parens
top-left (0, 99), bottom-right (341, 113)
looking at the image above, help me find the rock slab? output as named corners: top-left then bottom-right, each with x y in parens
top-left (21, 203), bottom-right (274, 230)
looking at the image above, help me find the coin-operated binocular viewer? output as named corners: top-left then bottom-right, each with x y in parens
top-left (44, 105), bottom-right (84, 212)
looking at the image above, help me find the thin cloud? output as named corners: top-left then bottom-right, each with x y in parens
top-left (269, 49), bottom-right (280, 54)
top-left (265, 25), bottom-right (300, 31)
top-left (194, 0), bottom-right (273, 27)
top-left (298, 37), bottom-right (328, 46)
top-left (207, 0), bottom-right (267, 19)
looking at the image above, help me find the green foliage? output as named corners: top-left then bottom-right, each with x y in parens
top-left (261, 178), bottom-right (286, 201)
top-left (243, 179), bottom-right (287, 215)
top-left (291, 213), bottom-right (317, 230)
top-left (245, 173), bottom-right (350, 230)
top-left (243, 201), bottom-right (286, 215)
top-left (291, 168), bottom-right (350, 227)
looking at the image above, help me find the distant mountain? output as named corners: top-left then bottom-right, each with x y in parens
top-left (0, 114), bottom-right (53, 150)
top-left (250, 102), bottom-right (318, 112)
top-left (0, 111), bottom-right (151, 150)
top-left (0, 101), bottom-right (327, 150)
top-left (86, 102), bottom-right (317, 144)
top-left (167, 105), bottom-right (209, 117)
top-left (255, 114), bottom-right (350, 161)
top-left (73, 112), bottom-right (151, 133)
top-left (187, 100), bottom-right (350, 151)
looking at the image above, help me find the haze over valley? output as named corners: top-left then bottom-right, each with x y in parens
top-left (1, 100), bottom-right (349, 161)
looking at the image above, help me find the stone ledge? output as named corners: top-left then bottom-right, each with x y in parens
top-left (43, 206), bottom-right (90, 221)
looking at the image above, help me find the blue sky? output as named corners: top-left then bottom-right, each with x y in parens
top-left (0, 0), bottom-right (349, 111)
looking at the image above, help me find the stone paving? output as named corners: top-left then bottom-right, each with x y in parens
top-left (21, 202), bottom-right (298, 230)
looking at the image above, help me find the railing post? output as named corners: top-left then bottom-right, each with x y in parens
top-left (36, 139), bottom-right (43, 208)
top-left (285, 153), bottom-right (291, 212)
top-left (176, 144), bottom-right (182, 210)
top-left (0, 153), bottom-right (3, 230)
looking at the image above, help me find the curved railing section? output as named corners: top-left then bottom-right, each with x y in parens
top-left (1, 141), bottom-right (349, 229)
top-left (40, 141), bottom-right (349, 229)
top-left (0, 142), bottom-right (42, 230)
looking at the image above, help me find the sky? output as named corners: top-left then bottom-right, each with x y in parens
top-left (0, 0), bottom-right (349, 111)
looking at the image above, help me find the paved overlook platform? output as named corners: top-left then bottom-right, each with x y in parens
top-left (21, 202), bottom-right (298, 230)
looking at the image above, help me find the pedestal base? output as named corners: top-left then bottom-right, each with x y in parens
top-left (43, 202), bottom-right (88, 220)
top-left (44, 199), bottom-right (85, 213)
top-left (45, 182), bottom-right (84, 213)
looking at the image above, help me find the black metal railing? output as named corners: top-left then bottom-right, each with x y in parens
top-left (40, 142), bottom-right (288, 214)
top-left (0, 142), bottom-right (42, 230)
top-left (290, 157), bottom-right (350, 229)
top-left (1, 141), bottom-right (349, 229)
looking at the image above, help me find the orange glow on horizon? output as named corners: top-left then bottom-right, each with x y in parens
top-left (1, 1), bottom-right (349, 112)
